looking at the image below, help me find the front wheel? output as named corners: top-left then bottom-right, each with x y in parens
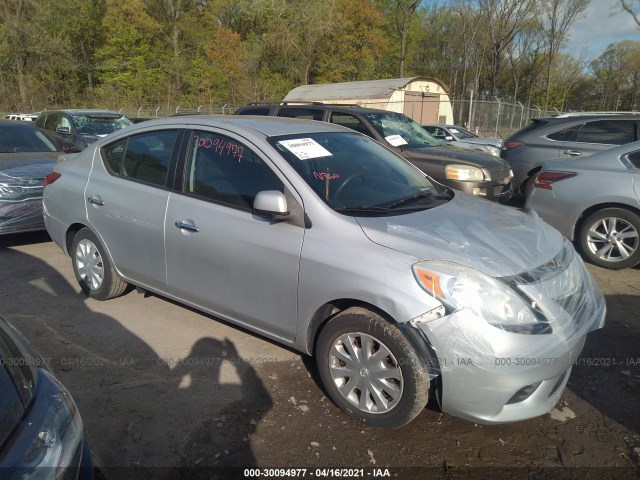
top-left (315, 307), bottom-right (430, 429)
top-left (578, 208), bottom-right (640, 269)
top-left (71, 228), bottom-right (128, 300)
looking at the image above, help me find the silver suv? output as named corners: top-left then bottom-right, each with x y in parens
top-left (501, 114), bottom-right (640, 195)
top-left (42, 116), bottom-right (605, 428)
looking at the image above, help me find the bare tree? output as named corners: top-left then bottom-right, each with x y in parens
top-left (619, 0), bottom-right (640, 27)
top-left (395, 0), bottom-right (420, 77)
top-left (540, 0), bottom-right (590, 109)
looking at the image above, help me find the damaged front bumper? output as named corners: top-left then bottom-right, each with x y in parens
top-left (410, 242), bottom-right (606, 424)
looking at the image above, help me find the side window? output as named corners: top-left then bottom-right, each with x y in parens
top-left (184, 131), bottom-right (283, 210)
top-left (44, 114), bottom-right (58, 131)
top-left (576, 120), bottom-right (635, 145)
top-left (547, 124), bottom-right (580, 142)
top-left (276, 108), bottom-right (323, 121)
top-left (101, 130), bottom-right (179, 187)
top-left (329, 113), bottom-right (372, 137)
top-left (625, 150), bottom-right (640, 169)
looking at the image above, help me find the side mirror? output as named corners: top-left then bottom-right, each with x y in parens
top-left (62, 144), bottom-right (82, 153)
top-left (253, 190), bottom-right (289, 219)
top-left (444, 135), bottom-right (454, 141)
top-left (56, 126), bottom-right (71, 135)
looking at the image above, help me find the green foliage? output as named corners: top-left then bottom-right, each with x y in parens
top-left (0, 0), bottom-right (637, 112)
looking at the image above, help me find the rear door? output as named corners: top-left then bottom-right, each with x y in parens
top-left (559, 119), bottom-right (637, 159)
top-left (85, 128), bottom-right (183, 289)
top-left (164, 128), bottom-right (305, 340)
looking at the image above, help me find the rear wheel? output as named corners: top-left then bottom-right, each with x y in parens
top-left (71, 228), bottom-right (127, 300)
top-left (315, 307), bottom-right (430, 429)
top-left (578, 208), bottom-right (640, 269)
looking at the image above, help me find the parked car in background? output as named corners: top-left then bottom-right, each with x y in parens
top-left (0, 119), bottom-right (62, 235)
top-left (43, 115), bottom-right (605, 428)
top-left (0, 315), bottom-right (100, 479)
top-left (34, 109), bottom-right (133, 152)
top-left (4, 114), bottom-right (37, 122)
top-left (236, 104), bottom-right (513, 202)
top-left (526, 141), bottom-right (640, 269)
top-left (501, 113), bottom-right (640, 196)
top-left (422, 124), bottom-right (502, 157)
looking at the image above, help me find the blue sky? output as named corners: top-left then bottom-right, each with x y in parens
top-left (565, 0), bottom-right (639, 59)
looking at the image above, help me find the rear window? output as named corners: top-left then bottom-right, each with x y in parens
top-left (276, 108), bottom-right (323, 121)
top-left (237, 108), bottom-right (271, 115)
top-left (512, 119), bottom-right (549, 138)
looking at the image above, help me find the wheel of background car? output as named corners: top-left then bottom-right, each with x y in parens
top-left (332, 173), bottom-right (365, 201)
top-left (578, 208), bottom-right (640, 270)
top-left (315, 307), bottom-right (430, 429)
top-left (71, 228), bottom-right (128, 300)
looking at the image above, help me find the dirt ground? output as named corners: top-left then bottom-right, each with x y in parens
top-left (0, 231), bottom-right (639, 480)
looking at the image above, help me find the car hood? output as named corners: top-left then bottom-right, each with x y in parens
top-left (0, 153), bottom-right (58, 182)
top-left (402, 145), bottom-right (509, 170)
top-left (356, 193), bottom-right (563, 278)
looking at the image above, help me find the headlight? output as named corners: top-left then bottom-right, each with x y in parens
top-left (445, 165), bottom-right (485, 182)
top-left (17, 369), bottom-right (84, 479)
top-left (412, 261), bottom-right (549, 334)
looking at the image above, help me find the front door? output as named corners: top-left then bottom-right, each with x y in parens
top-left (165, 129), bottom-right (305, 340)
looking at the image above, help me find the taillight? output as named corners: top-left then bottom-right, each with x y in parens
top-left (534, 171), bottom-right (577, 189)
top-left (502, 140), bottom-right (523, 150)
top-left (44, 172), bottom-right (61, 188)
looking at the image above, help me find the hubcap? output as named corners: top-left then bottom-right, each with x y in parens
top-left (75, 239), bottom-right (104, 290)
top-left (587, 216), bottom-right (639, 263)
top-left (328, 332), bottom-right (403, 414)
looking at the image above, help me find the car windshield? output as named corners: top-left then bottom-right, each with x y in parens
top-left (362, 112), bottom-right (444, 148)
top-left (0, 124), bottom-right (60, 153)
top-left (72, 114), bottom-right (133, 135)
top-left (448, 126), bottom-right (476, 139)
top-left (269, 132), bottom-right (451, 216)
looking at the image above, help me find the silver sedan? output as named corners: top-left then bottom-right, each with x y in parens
top-left (43, 116), bottom-right (605, 428)
top-left (526, 140), bottom-right (640, 270)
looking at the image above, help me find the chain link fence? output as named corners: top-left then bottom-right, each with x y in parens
top-left (4, 99), bottom-right (563, 140)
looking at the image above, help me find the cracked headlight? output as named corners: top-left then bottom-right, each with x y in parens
top-left (412, 261), bottom-right (550, 334)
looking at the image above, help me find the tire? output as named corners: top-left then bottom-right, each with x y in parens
top-left (71, 228), bottom-right (128, 300)
top-left (315, 307), bottom-right (430, 429)
top-left (578, 208), bottom-right (640, 270)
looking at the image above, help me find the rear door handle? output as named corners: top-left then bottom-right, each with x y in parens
top-left (174, 221), bottom-right (199, 233)
top-left (87, 196), bottom-right (105, 206)
top-left (563, 150), bottom-right (582, 157)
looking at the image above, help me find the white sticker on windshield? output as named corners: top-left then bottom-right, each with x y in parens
top-left (277, 138), bottom-right (332, 160)
top-left (385, 134), bottom-right (408, 146)
top-left (449, 128), bottom-right (459, 134)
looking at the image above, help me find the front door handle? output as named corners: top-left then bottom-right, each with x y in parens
top-left (174, 221), bottom-right (199, 233)
top-left (563, 150), bottom-right (582, 157)
top-left (87, 196), bottom-right (105, 206)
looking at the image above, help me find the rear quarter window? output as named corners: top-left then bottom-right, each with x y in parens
top-left (625, 150), bottom-right (640, 169)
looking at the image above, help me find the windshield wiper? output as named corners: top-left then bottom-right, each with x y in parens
top-left (334, 205), bottom-right (390, 215)
top-left (386, 191), bottom-right (445, 209)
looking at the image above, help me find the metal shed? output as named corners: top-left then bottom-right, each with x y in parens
top-left (283, 77), bottom-right (453, 124)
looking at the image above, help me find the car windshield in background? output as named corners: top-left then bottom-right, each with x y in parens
top-left (269, 132), bottom-right (451, 215)
top-left (363, 112), bottom-right (444, 148)
top-left (0, 124), bottom-right (59, 153)
top-left (449, 126), bottom-right (476, 139)
top-left (71, 114), bottom-right (133, 136)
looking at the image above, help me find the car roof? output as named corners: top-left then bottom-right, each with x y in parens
top-left (0, 119), bottom-right (38, 127)
top-left (241, 103), bottom-right (390, 115)
top-left (539, 114), bottom-right (640, 122)
top-left (44, 109), bottom-right (125, 116)
top-left (121, 114), bottom-right (354, 137)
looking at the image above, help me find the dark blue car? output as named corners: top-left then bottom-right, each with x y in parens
top-left (0, 315), bottom-right (102, 479)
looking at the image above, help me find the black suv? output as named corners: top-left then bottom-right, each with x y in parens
top-left (501, 113), bottom-right (640, 195)
top-left (235, 104), bottom-right (513, 202)
top-left (34, 109), bottom-right (133, 152)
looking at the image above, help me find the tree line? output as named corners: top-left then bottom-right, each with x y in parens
top-left (1, 0), bottom-right (639, 114)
